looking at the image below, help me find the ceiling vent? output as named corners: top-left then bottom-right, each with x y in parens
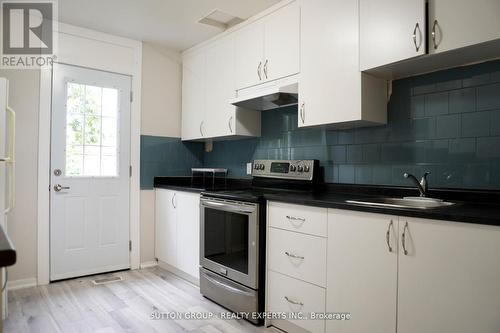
top-left (198, 9), bottom-right (244, 30)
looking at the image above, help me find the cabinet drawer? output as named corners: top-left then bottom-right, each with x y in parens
top-left (267, 270), bottom-right (325, 333)
top-left (268, 201), bottom-right (327, 237)
top-left (268, 227), bottom-right (327, 287)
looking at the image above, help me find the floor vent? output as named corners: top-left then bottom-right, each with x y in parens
top-left (92, 276), bottom-right (123, 285)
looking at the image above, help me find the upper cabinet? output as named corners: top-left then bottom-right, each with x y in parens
top-left (234, 2), bottom-right (300, 90)
top-left (361, 0), bottom-right (500, 77)
top-left (429, 0), bottom-right (500, 53)
top-left (181, 51), bottom-right (205, 141)
top-left (234, 22), bottom-right (265, 90)
top-left (182, 35), bottom-right (260, 141)
top-left (298, 0), bottom-right (387, 128)
top-left (360, 0), bottom-right (426, 71)
top-left (263, 3), bottom-right (300, 83)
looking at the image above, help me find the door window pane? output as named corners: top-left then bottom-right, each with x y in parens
top-left (65, 82), bottom-right (120, 177)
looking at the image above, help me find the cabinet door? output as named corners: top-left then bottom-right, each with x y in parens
top-left (205, 36), bottom-right (236, 138)
top-left (155, 189), bottom-right (177, 266)
top-left (398, 218), bottom-right (500, 333)
top-left (360, 0), bottom-right (426, 70)
top-left (175, 192), bottom-right (200, 278)
top-left (299, 0), bottom-right (361, 127)
top-left (181, 52), bottom-right (205, 140)
top-left (429, 0), bottom-right (500, 53)
top-left (264, 2), bottom-right (300, 81)
top-left (235, 22), bottom-right (265, 90)
top-left (327, 209), bottom-right (398, 333)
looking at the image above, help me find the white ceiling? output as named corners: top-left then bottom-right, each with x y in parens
top-left (58, 0), bottom-right (281, 51)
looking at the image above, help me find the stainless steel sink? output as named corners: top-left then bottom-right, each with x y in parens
top-left (346, 197), bottom-right (456, 210)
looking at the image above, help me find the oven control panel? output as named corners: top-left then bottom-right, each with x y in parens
top-left (252, 159), bottom-right (317, 181)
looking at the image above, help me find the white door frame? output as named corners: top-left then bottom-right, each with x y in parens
top-left (37, 23), bottom-right (142, 285)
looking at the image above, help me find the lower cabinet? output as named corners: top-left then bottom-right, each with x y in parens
top-left (155, 189), bottom-right (200, 283)
top-left (266, 201), bottom-right (328, 333)
top-left (397, 217), bottom-right (500, 333)
top-left (327, 210), bottom-right (398, 333)
top-left (266, 202), bottom-right (500, 333)
top-left (327, 210), bottom-right (500, 333)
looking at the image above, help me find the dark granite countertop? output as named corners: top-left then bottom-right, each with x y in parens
top-left (262, 190), bottom-right (500, 227)
top-left (0, 224), bottom-right (16, 268)
top-left (154, 176), bottom-right (500, 227)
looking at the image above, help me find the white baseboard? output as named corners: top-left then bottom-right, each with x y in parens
top-left (8, 277), bottom-right (37, 291)
top-left (157, 260), bottom-right (199, 286)
top-left (140, 261), bottom-right (158, 269)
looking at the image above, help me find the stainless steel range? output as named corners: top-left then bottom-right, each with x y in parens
top-left (199, 159), bottom-right (319, 324)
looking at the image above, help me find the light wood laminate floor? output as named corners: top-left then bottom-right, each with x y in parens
top-left (5, 267), bottom-right (277, 333)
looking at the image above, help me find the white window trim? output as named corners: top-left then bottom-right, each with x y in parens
top-left (37, 23), bottom-right (142, 285)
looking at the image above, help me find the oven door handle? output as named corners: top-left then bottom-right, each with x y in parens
top-left (203, 271), bottom-right (255, 297)
top-left (201, 200), bottom-right (255, 214)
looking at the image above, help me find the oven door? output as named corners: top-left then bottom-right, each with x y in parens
top-left (200, 197), bottom-right (259, 289)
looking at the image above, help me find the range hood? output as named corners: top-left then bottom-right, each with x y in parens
top-left (231, 76), bottom-right (298, 111)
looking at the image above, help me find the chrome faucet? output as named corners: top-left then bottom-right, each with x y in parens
top-left (404, 172), bottom-right (430, 197)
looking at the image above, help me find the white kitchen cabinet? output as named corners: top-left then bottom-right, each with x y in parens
top-left (235, 2), bottom-right (300, 90)
top-left (155, 189), bottom-right (177, 267)
top-left (397, 217), bottom-right (500, 333)
top-left (182, 37), bottom-right (260, 141)
top-left (268, 227), bottom-right (327, 287)
top-left (263, 2), bottom-right (300, 83)
top-left (205, 36), bottom-right (261, 139)
top-left (268, 270), bottom-right (326, 333)
top-left (175, 191), bottom-right (200, 278)
top-left (235, 21), bottom-right (265, 90)
top-left (298, 0), bottom-right (387, 128)
top-left (181, 52), bottom-right (205, 140)
top-left (429, 0), bottom-right (500, 53)
top-left (360, 0), bottom-right (426, 70)
top-left (205, 36), bottom-right (236, 138)
top-left (327, 210), bottom-right (398, 333)
top-left (155, 189), bottom-right (200, 282)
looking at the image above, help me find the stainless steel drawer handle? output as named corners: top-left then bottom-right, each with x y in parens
top-left (53, 184), bottom-right (70, 192)
top-left (284, 296), bottom-right (304, 306)
top-left (286, 215), bottom-right (305, 222)
top-left (285, 251), bottom-right (304, 260)
top-left (402, 221), bottom-right (409, 255)
top-left (204, 272), bottom-right (255, 297)
top-left (263, 59), bottom-right (268, 79)
top-left (257, 61), bottom-right (262, 80)
top-left (386, 220), bottom-right (393, 252)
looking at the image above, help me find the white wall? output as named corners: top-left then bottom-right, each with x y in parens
top-left (0, 69), bottom-right (40, 282)
top-left (141, 43), bottom-right (182, 138)
top-left (140, 43), bottom-right (182, 264)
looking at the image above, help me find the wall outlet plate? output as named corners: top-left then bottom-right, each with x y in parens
top-left (246, 163), bottom-right (252, 175)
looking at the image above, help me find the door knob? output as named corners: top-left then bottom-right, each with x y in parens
top-left (54, 184), bottom-right (70, 192)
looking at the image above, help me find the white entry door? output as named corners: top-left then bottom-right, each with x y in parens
top-left (50, 64), bottom-right (131, 281)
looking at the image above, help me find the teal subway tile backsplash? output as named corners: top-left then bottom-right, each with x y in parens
top-left (140, 135), bottom-right (203, 189)
top-left (141, 59), bottom-right (500, 190)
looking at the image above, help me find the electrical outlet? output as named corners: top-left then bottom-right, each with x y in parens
top-left (246, 163), bottom-right (252, 175)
